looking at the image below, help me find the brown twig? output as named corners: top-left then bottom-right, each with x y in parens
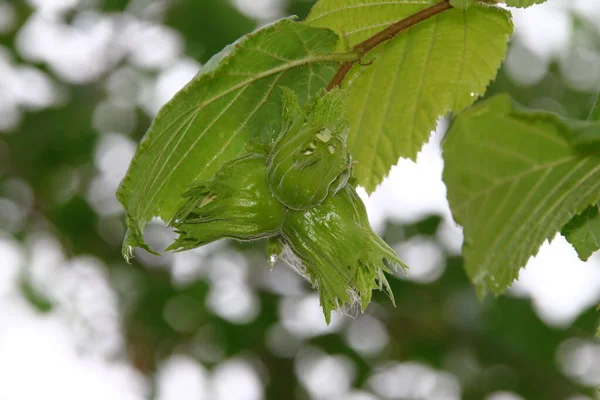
top-left (327, 0), bottom-right (453, 91)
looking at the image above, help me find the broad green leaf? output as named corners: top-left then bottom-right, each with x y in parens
top-left (561, 203), bottom-right (600, 261)
top-left (117, 19), bottom-right (356, 259)
top-left (443, 94), bottom-right (600, 296)
top-left (504, 0), bottom-right (547, 8)
top-left (306, 1), bottom-right (512, 192)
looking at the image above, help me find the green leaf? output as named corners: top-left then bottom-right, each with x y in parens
top-left (561, 203), bottom-right (600, 261)
top-left (117, 18), bottom-right (355, 260)
top-left (550, 105), bottom-right (600, 149)
top-left (589, 93), bottom-right (600, 121)
top-left (564, 121), bottom-right (600, 148)
top-left (450, 0), bottom-right (475, 9)
top-left (504, 0), bottom-right (547, 8)
top-left (443, 94), bottom-right (600, 296)
top-left (306, 1), bottom-right (512, 192)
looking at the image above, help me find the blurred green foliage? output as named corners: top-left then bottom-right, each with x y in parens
top-left (1, 1), bottom-right (599, 400)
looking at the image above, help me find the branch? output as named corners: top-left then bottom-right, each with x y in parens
top-left (327, 0), bottom-right (453, 91)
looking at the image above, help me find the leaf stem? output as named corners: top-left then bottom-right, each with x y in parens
top-left (327, 0), bottom-right (453, 91)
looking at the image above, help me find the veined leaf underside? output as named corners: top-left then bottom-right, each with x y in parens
top-left (117, 19), bottom-right (352, 255)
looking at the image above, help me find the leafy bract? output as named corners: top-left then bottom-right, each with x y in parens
top-left (443, 94), bottom-right (600, 296)
top-left (168, 154), bottom-right (285, 252)
top-left (306, 1), bottom-right (512, 192)
top-left (117, 19), bottom-right (355, 259)
top-left (282, 185), bottom-right (403, 323)
top-left (561, 203), bottom-right (600, 261)
top-left (266, 88), bottom-right (352, 211)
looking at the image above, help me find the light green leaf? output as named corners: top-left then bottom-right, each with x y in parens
top-left (561, 203), bottom-right (600, 261)
top-left (450, 0), bottom-right (475, 9)
top-left (306, 1), bottom-right (512, 192)
top-left (117, 18), bottom-right (355, 259)
top-left (504, 0), bottom-right (547, 8)
top-left (443, 94), bottom-right (600, 296)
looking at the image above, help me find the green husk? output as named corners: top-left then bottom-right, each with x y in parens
top-left (266, 89), bottom-right (352, 211)
top-left (168, 154), bottom-right (285, 251)
top-left (164, 88), bottom-right (404, 324)
top-left (282, 185), bottom-right (406, 323)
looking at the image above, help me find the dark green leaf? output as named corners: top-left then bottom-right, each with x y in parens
top-left (561, 203), bottom-right (600, 261)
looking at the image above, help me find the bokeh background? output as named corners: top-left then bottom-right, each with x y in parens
top-left (0, 0), bottom-right (600, 399)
